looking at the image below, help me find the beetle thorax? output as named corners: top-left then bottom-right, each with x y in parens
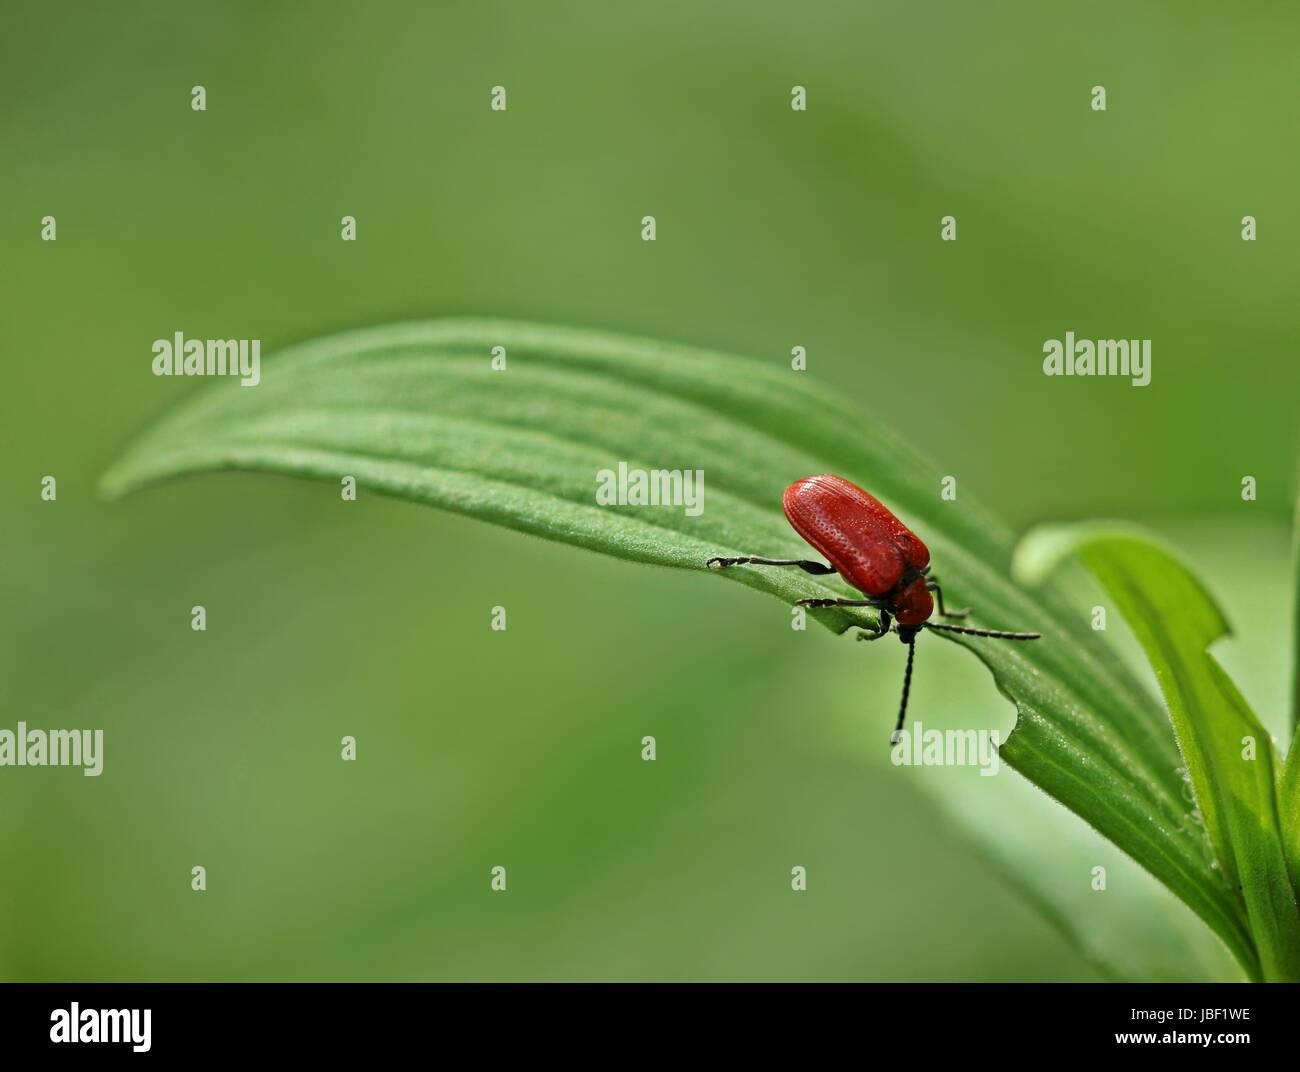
top-left (882, 572), bottom-right (935, 627)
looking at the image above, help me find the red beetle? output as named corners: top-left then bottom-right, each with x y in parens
top-left (708, 474), bottom-right (1040, 743)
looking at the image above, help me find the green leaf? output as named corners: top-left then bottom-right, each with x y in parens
top-left (101, 319), bottom-right (1253, 975)
top-left (1292, 482), bottom-right (1300, 734)
top-left (1280, 488), bottom-right (1300, 899)
top-left (1014, 523), bottom-right (1300, 981)
top-left (1283, 750), bottom-right (1300, 907)
top-left (919, 758), bottom-right (1244, 981)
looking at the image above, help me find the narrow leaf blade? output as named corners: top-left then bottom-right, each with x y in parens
top-left (1015, 523), bottom-right (1300, 980)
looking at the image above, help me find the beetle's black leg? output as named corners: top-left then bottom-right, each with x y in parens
top-left (891, 633), bottom-right (917, 745)
top-left (706, 556), bottom-right (836, 576)
top-left (925, 579), bottom-right (970, 619)
top-left (856, 609), bottom-right (892, 641)
top-left (796, 597), bottom-right (882, 608)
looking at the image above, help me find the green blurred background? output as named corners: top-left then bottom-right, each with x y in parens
top-left (1, 1), bottom-right (1295, 980)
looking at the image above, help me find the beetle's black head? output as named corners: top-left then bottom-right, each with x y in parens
top-left (896, 625), bottom-right (921, 645)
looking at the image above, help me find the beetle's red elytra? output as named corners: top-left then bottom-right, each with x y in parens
top-left (782, 475), bottom-right (934, 625)
top-left (707, 473), bottom-right (1041, 743)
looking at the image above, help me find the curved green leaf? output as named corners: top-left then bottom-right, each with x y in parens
top-left (1015, 523), bottom-right (1300, 981)
top-left (1282, 752), bottom-right (1300, 904)
top-left (1280, 487), bottom-right (1300, 899)
top-left (101, 319), bottom-right (1253, 975)
top-left (922, 758), bottom-right (1244, 981)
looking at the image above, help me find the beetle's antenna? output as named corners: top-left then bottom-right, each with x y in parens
top-left (890, 634), bottom-right (916, 745)
top-left (924, 622), bottom-right (1041, 640)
